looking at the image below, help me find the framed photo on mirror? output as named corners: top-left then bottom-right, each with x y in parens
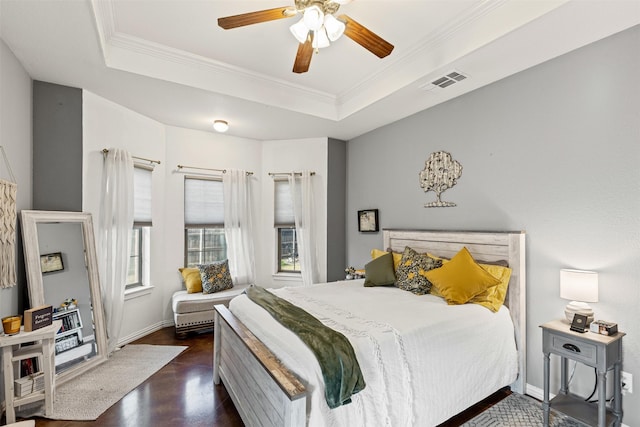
top-left (40, 252), bottom-right (64, 273)
top-left (358, 209), bottom-right (379, 232)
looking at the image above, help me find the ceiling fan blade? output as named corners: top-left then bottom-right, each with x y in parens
top-left (218, 7), bottom-right (296, 30)
top-left (293, 38), bottom-right (313, 74)
top-left (339, 14), bottom-right (394, 58)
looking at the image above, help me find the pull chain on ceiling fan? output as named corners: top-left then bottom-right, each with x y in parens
top-left (217, 0), bottom-right (394, 74)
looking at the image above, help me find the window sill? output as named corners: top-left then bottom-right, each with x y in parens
top-left (272, 272), bottom-right (301, 282)
top-left (124, 285), bottom-right (154, 300)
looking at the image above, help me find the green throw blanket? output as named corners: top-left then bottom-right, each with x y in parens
top-left (246, 286), bottom-right (366, 409)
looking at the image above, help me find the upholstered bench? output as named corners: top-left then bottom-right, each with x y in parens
top-left (172, 284), bottom-right (249, 336)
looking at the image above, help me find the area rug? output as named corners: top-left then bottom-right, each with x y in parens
top-left (463, 393), bottom-right (589, 426)
top-left (20, 344), bottom-right (187, 421)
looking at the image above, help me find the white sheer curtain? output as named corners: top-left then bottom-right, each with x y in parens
top-left (223, 169), bottom-right (255, 285)
top-left (98, 148), bottom-right (134, 355)
top-left (289, 171), bottom-right (318, 286)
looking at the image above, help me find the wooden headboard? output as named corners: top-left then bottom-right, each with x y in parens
top-left (383, 229), bottom-right (527, 394)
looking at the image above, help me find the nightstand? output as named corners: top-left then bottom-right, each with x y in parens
top-left (0, 320), bottom-right (61, 424)
top-left (540, 319), bottom-right (625, 427)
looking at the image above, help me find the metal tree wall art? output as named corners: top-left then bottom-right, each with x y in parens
top-left (419, 151), bottom-right (463, 207)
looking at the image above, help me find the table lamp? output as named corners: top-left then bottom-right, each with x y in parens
top-left (560, 269), bottom-right (598, 324)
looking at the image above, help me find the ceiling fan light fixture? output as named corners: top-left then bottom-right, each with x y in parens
top-left (312, 28), bottom-right (330, 49)
top-left (303, 5), bottom-right (324, 31)
top-left (213, 120), bottom-right (229, 133)
top-left (323, 14), bottom-right (345, 41)
top-left (290, 18), bottom-right (309, 43)
top-left (311, 28), bottom-right (331, 49)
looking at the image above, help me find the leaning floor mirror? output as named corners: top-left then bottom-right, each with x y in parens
top-left (21, 210), bottom-right (108, 385)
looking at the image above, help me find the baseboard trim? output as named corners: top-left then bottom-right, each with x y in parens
top-left (525, 383), bottom-right (547, 400)
top-left (117, 320), bottom-right (174, 346)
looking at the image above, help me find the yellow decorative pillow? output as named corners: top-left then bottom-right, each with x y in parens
top-left (371, 249), bottom-right (402, 271)
top-left (424, 247), bottom-right (501, 305)
top-left (429, 259), bottom-right (511, 311)
top-left (468, 265), bottom-right (512, 312)
top-left (370, 248), bottom-right (386, 259)
top-left (428, 257), bottom-right (447, 297)
top-left (179, 267), bottom-right (203, 293)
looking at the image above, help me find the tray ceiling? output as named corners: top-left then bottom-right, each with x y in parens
top-left (1, 0), bottom-right (638, 140)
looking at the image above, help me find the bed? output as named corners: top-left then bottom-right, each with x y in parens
top-left (213, 229), bottom-right (526, 427)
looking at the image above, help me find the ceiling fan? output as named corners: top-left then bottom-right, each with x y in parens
top-left (218, 0), bottom-right (394, 74)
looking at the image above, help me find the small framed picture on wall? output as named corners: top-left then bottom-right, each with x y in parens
top-left (358, 209), bottom-right (379, 232)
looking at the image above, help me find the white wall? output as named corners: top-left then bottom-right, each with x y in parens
top-left (83, 91), bottom-right (167, 342)
top-left (82, 97), bottom-right (267, 340)
top-left (0, 38), bottom-right (32, 317)
top-left (82, 110), bottom-right (332, 338)
top-left (259, 138), bottom-right (328, 288)
top-left (346, 25), bottom-right (640, 425)
top-left (163, 125), bottom-right (262, 321)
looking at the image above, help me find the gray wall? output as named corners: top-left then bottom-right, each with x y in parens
top-left (0, 39), bottom-right (32, 316)
top-left (33, 80), bottom-right (83, 211)
top-left (347, 25), bottom-right (640, 425)
top-left (326, 138), bottom-right (346, 282)
top-left (0, 36), bottom-right (33, 409)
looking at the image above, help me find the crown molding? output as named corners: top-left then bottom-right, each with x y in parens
top-left (90, 0), bottom-right (569, 121)
top-left (91, 0), bottom-right (343, 119)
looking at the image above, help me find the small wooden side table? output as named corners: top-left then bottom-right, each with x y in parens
top-left (541, 319), bottom-right (624, 427)
top-left (1, 320), bottom-right (61, 424)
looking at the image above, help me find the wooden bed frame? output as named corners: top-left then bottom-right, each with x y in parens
top-left (213, 229), bottom-right (526, 427)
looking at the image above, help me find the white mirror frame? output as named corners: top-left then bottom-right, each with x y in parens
top-left (21, 210), bottom-right (108, 385)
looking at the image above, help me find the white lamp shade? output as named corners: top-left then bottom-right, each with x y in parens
top-left (312, 29), bottom-right (330, 49)
top-left (324, 14), bottom-right (345, 41)
top-left (303, 5), bottom-right (324, 31)
top-left (289, 18), bottom-right (309, 44)
top-left (560, 269), bottom-right (598, 302)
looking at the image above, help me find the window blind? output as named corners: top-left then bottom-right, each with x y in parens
top-left (184, 177), bottom-right (224, 226)
top-left (133, 165), bottom-right (152, 226)
top-left (274, 180), bottom-right (294, 226)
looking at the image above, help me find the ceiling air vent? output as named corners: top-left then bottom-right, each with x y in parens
top-left (420, 70), bottom-right (469, 91)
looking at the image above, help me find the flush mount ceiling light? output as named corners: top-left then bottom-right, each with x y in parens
top-left (218, 0), bottom-right (394, 74)
top-left (213, 120), bottom-right (229, 133)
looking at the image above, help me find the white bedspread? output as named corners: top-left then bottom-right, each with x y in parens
top-left (229, 280), bottom-right (518, 427)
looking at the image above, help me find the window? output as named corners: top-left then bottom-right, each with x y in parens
top-left (127, 227), bottom-right (142, 286)
top-left (274, 180), bottom-right (300, 273)
top-left (278, 226), bottom-right (299, 272)
top-left (184, 177), bottom-right (227, 267)
top-left (127, 165), bottom-right (152, 288)
top-left (185, 228), bottom-right (226, 266)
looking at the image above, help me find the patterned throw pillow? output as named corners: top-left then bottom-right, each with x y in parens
top-left (395, 247), bottom-right (442, 295)
top-left (198, 260), bottom-right (234, 294)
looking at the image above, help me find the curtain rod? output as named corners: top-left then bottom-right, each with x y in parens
top-left (268, 171), bottom-right (316, 177)
top-left (102, 149), bottom-right (161, 165)
top-left (177, 165), bottom-right (253, 176)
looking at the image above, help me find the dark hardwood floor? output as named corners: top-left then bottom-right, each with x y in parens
top-left (18, 327), bottom-right (509, 427)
